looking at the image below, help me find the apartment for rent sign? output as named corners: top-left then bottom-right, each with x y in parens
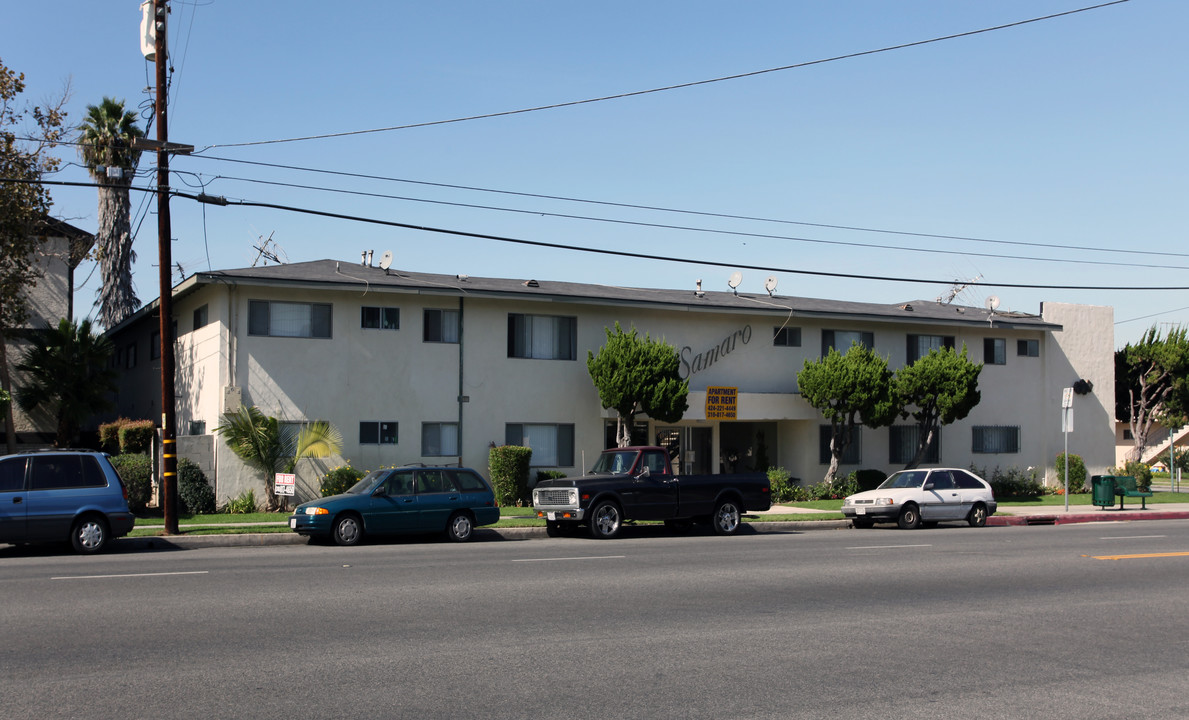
top-left (705, 386), bottom-right (738, 420)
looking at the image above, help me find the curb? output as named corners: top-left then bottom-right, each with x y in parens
top-left (988, 510), bottom-right (1189, 527)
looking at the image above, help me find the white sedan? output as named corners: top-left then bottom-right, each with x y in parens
top-left (841, 468), bottom-right (997, 529)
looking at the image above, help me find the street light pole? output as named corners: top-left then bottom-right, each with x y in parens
top-left (152, 0), bottom-right (178, 535)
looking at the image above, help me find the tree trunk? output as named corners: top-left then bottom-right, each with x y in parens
top-left (96, 184), bottom-right (139, 329)
top-left (905, 423), bottom-right (936, 470)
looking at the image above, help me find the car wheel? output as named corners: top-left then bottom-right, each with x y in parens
top-left (332, 514), bottom-right (363, 546)
top-left (711, 499), bottom-right (742, 536)
top-left (968, 502), bottom-right (988, 528)
top-left (445, 512), bottom-right (474, 542)
top-left (589, 500), bottom-right (622, 539)
top-left (897, 504), bottom-right (921, 530)
top-left (852, 517), bottom-right (875, 529)
top-left (71, 515), bottom-right (109, 554)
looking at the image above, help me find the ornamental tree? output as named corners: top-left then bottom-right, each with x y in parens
top-left (587, 322), bottom-right (688, 448)
top-left (798, 343), bottom-right (898, 482)
top-left (893, 344), bottom-right (982, 469)
top-left (1116, 325), bottom-right (1189, 462)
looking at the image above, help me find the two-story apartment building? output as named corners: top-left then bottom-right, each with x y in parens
top-left (106, 258), bottom-right (1116, 503)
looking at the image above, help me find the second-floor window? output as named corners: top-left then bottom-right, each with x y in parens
top-left (361, 306), bottom-right (400, 330)
top-left (821, 330), bottom-right (874, 357)
top-left (505, 423), bottom-right (575, 466)
top-left (906, 334), bottom-right (955, 363)
top-left (423, 309), bottom-right (460, 343)
top-left (984, 338), bottom-right (1006, 365)
top-left (422, 422), bottom-right (459, 456)
top-left (773, 327), bottom-right (801, 347)
top-left (507, 314), bottom-right (577, 360)
top-left (248, 300), bottom-right (332, 338)
top-left (1017, 339), bottom-right (1039, 357)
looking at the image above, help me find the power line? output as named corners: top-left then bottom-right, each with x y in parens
top-left (173, 188), bottom-right (1189, 292)
top-left (198, 1), bottom-right (1131, 150)
top-left (192, 153), bottom-right (1189, 260)
top-left (203, 173), bottom-right (1189, 272)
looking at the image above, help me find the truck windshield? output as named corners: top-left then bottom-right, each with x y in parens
top-left (590, 450), bottom-right (638, 475)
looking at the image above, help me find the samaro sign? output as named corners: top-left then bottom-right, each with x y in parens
top-left (680, 325), bottom-right (752, 379)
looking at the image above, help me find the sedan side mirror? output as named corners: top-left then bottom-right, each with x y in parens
top-left (372, 486), bottom-right (387, 497)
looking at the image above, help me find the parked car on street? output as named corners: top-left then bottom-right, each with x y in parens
top-left (0, 450), bottom-right (136, 553)
top-left (288, 466), bottom-right (499, 545)
top-left (841, 467), bottom-right (997, 529)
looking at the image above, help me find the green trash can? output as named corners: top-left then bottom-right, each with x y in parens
top-left (1091, 475), bottom-right (1117, 508)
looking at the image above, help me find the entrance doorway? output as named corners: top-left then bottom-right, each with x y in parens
top-left (719, 421), bottom-right (777, 474)
top-left (655, 426), bottom-right (712, 475)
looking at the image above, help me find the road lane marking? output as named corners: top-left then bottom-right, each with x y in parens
top-left (1099, 535), bottom-right (1167, 540)
top-left (846, 544), bottom-right (932, 550)
top-left (513, 556), bottom-right (626, 563)
top-left (1090, 552), bottom-right (1189, 561)
top-left (52, 571), bottom-right (210, 580)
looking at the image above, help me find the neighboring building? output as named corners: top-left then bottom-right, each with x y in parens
top-left (105, 258), bottom-right (1116, 503)
top-left (2, 219), bottom-right (94, 448)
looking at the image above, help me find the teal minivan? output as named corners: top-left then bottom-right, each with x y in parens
top-left (288, 466), bottom-right (499, 545)
top-left (0, 450), bottom-right (136, 553)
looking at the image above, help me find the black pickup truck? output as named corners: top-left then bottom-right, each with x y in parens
top-left (531, 446), bottom-right (771, 539)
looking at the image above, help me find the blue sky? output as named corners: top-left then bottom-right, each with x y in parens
top-left (5, 0), bottom-right (1186, 347)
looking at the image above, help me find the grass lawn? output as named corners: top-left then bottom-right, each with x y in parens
top-left (997, 491), bottom-right (1184, 507)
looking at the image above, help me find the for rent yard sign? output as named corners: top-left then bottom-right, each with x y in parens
top-left (705, 386), bottom-right (738, 420)
top-left (275, 473), bottom-right (296, 496)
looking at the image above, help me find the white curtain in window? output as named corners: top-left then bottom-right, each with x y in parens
top-left (271, 302), bottom-right (310, 337)
top-left (438, 423), bottom-right (459, 455)
top-left (525, 424), bottom-right (558, 466)
top-left (441, 311), bottom-right (459, 343)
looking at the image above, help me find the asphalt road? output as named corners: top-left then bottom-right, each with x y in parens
top-left (4, 522), bottom-right (1189, 719)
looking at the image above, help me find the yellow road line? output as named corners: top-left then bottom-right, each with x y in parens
top-left (1090, 552), bottom-right (1189, 560)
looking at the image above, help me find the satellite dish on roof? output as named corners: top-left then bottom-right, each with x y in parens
top-left (378, 250), bottom-right (393, 271)
top-left (727, 271), bottom-right (743, 295)
top-left (764, 275), bottom-right (779, 296)
top-left (985, 295), bottom-right (1000, 311)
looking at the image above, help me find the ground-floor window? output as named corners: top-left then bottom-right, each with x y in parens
top-left (506, 423), bottom-right (574, 466)
top-left (819, 425), bottom-right (861, 465)
top-left (360, 421), bottom-right (398, 445)
top-left (972, 425), bottom-right (1020, 454)
top-left (889, 425), bottom-right (940, 464)
top-left (603, 420), bottom-right (649, 449)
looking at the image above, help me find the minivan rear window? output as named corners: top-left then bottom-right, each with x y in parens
top-left (0, 457), bottom-right (26, 491)
top-left (30, 455), bottom-right (107, 490)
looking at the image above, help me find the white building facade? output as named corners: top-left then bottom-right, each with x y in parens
top-left (106, 259), bottom-right (1116, 503)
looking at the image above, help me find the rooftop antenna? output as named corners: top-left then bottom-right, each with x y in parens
top-left (250, 231), bottom-right (286, 267)
top-left (985, 295), bottom-right (1000, 327)
top-left (727, 271), bottom-right (743, 296)
top-left (937, 273), bottom-right (982, 305)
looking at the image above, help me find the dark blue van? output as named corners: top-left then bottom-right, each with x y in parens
top-left (0, 450), bottom-right (136, 553)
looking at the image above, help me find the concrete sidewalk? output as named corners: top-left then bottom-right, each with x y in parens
top-left (986, 502), bottom-right (1189, 526)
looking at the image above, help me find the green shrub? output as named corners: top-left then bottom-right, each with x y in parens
top-left (1111, 461), bottom-right (1153, 492)
top-left (489, 445), bottom-right (532, 506)
top-left (223, 488), bottom-right (259, 514)
top-left (178, 458), bottom-right (216, 515)
top-left (98, 418), bottom-right (132, 454)
top-left (854, 468), bottom-right (887, 492)
top-left (1054, 453), bottom-right (1088, 493)
top-left (973, 465), bottom-right (1043, 499)
top-left (110, 453), bottom-right (152, 513)
top-left (118, 420), bottom-right (156, 454)
top-left (321, 464), bottom-right (366, 497)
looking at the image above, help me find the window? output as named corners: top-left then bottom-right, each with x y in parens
top-left (604, 420), bottom-right (649, 449)
top-left (450, 469), bottom-right (489, 492)
top-left (952, 470), bottom-right (985, 489)
top-left (188, 421), bottom-right (206, 436)
top-left (422, 422), bottom-right (459, 456)
top-left (125, 343), bottom-right (137, 369)
top-left (151, 331), bottom-right (161, 360)
top-left (906, 334), bottom-right (955, 363)
top-left (821, 330), bottom-right (874, 357)
top-left (508, 314), bottom-right (577, 360)
top-left (361, 306), bottom-right (400, 330)
top-left (972, 426), bottom-right (1020, 454)
top-left (0, 457), bottom-right (26, 492)
top-left (1017, 339), bottom-right (1039, 357)
top-left (359, 421), bottom-right (398, 445)
top-left (984, 338), bottom-right (1006, 365)
top-left (423, 309), bottom-right (459, 343)
top-left (889, 426), bottom-right (940, 464)
top-left (819, 425), bottom-right (861, 465)
top-left (773, 326), bottom-right (801, 347)
top-left (506, 423), bottom-right (575, 466)
top-left (248, 300), bottom-right (332, 338)
top-left (29, 455), bottom-right (106, 490)
top-left (193, 304), bottom-right (209, 331)
top-left (415, 469), bottom-right (453, 494)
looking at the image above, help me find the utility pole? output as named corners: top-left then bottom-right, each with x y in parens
top-left (152, 0), bottom-right (179, 534)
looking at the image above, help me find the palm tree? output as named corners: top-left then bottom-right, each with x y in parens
top-left (15, 318), bottom-right (117, 447)
top-left (78, 97), bottom-right (143, 329)
top-left (216, 405), bottom-right (344, 511)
